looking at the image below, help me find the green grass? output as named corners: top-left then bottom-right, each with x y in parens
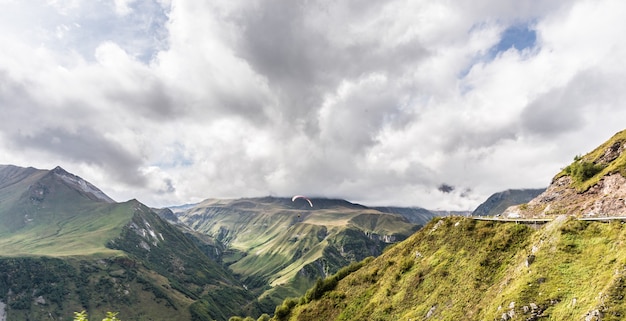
top-left (178, 198), bottom-right (419, 313)
top-left (0, 202), bottom-right (134, 257)
top-left (278, 216), bottom-right (626, 321)
top-left (554, 129), bottom-right (626, 191)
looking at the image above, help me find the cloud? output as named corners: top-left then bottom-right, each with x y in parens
top-left (9, 126), bottom-right (146, 186)
top-left (1, 0), bottom-right (626, 210)
top-left (438, 184), bottom-right (455, 193)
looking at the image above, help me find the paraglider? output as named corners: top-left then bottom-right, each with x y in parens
top-left (292, 195), bottom-right (313, 207)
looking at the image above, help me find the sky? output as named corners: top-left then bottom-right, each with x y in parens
top-left (1, 0), bottom-right (626, 211)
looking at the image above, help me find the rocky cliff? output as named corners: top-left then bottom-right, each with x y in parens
top-left (504, 130), bottom-right (626, 218)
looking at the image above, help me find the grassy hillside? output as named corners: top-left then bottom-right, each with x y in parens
top-left (272, 216), bottom-right (626, 321)
top-left (0, 168), bottom-right (130, 256)
top-left (0, 166), bottom-right (256, 321)
top-left (177, 197), bottom-right (420, 313)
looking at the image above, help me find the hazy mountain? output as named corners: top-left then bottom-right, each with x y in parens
top-left (370, 206), bottom-right (439, 225)
top-left (175, 196), bottom-right (422, 313)
top-left (472, 188), bottom-right (545, 217)
top-left (0, 165), bottom-right (254, 321)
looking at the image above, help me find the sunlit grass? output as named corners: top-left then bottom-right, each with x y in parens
top-left (281, 217), bottom-right (626, 321)
top-left (0, 202), bottom-right (134, 257)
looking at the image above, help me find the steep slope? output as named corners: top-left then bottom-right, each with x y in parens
top-left (0, 166), bottom-right (126, 256)
top-left (0, 165), bottom-right (253, 321)
top-left (472, 188), bottom-right (545, 217)
top-left (504, 129), bottom-right (626, 218)
top-left (275, 216), bottom-right (626, 321)
top-left (176, 197), bottom-right (420, 312)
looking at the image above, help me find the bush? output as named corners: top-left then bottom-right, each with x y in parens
top-left (274, 298), bottom-right (298, 321)
top-left (564, 159), bottom-right (605, 183)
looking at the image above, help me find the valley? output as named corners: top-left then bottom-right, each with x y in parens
top-left (0, 165), bottom-right (436, 320)
top-left (1, 129), bottom-right (626, 320)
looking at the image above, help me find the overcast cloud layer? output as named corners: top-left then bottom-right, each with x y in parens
top-left (2, 0), bottom-right (626, 210)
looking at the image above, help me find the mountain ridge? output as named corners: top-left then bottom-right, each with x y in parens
top-left (174, 195), bottom-right (424, 314)
top-left (472, 188), bottom-right (546, 217)
top-left (0, 165), bottom-right (256, 321)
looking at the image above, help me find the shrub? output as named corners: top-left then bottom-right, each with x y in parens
top-left (563, 159), bottom-right (605, 183)
top-left (274, 298), bottom-right (298, 320)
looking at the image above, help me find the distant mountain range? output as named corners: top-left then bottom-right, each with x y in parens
top-left (172, 196), bottom-right (425, 312)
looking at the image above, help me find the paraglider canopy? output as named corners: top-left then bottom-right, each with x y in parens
top-left (292, 195), bottom-right (313, 207)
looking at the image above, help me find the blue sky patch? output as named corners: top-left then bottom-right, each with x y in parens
top-left (492, 24), bottom-right (537, 54)
top-left (460, 22), bottom-right (537, 80)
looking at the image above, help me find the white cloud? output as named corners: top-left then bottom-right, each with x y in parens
top-left (1, 0), bottom-right (625, 210)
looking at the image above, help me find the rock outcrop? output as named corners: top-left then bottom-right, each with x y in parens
top-left (503, 130), bottom-right (626, 218)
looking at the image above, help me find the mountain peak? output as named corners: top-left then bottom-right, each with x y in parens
top-left (49, 166), bottom-right (115, 203)
top-left (51, 165), bottom-right (67, 173)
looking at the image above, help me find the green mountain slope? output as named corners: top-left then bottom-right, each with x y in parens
top-left (0, 165), bottom-right (254, 321)
top-left (268, 129), bottom-right (626, 321)
top-left (276, 216), bottom-right (626, 321)
top-left (176, 197), bottom-right (420, 313)
top-left (0, 166), bottom-right (127, 256)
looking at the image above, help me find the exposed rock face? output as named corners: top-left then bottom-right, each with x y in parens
top-left (504, 174), bottom-right (626, 218)
top-left (503, 130), bottom-right (626, 218)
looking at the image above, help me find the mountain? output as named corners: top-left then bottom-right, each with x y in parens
top-left (0, 165), bottom-right (254, 321)
top-left (370, 206), bottom-right (439, 225)
top-left (259, 129), bottom-right (626, 321)
top-left (270, 215), bottom-right (626, 321)
top-left (503, 129), bottom-right (626, 218)
top-left (174, 197), bottom-right (422, 313)
top-left (472, 188), bottom-right (546, 217)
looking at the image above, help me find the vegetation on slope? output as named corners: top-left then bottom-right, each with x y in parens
top-left (554, 129), bottom-right (626, 191)
top-left (0, 166), bottom-right (130, 256)
top-left (0, 166), bottom-right (256, 321)
top-left (267, 216), bottom-right (626, 321)
top-left (177, 197), bottom-right (420, 315)
top-left (0, 256), bottom-right (194, 320)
